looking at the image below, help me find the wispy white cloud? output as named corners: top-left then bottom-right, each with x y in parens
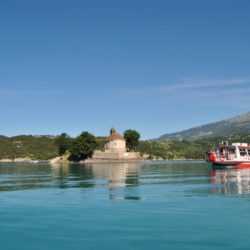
top-left (121, 76), bottom-right (250, 109)
top-left (121, 77), bottom-right (250, 97)
top-left (157, 79), bottom-right (250, 108)
top-left (159, 77), bottom-right (250, 93)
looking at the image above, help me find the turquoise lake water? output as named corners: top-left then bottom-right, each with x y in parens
top-left (1, 161), bottom-right (250, 249)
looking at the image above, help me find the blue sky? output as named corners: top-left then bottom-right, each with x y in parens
top-left (1, 0), bottom-right (250, 139)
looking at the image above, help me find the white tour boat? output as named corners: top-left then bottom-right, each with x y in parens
top-left (206, 142), bottom-right (250, 168)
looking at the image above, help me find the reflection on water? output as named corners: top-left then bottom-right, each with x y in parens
top-left (211, 168), bottom-right (250, 195)
top-left (2, 161), bottom-right (250, 250)
top-left (0, 162), bottom-right (141, 200)
top-left (51, 163), bottom-right (140, 200)
top-left (2, 161), bottom-right (250, 199)
top-left (89, 163), bottom-right (140, 200)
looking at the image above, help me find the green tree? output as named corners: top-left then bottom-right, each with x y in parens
top-left (69, 132), bottom-right (97, 161)
top-left (55, 133), bottom-right (71, 156)
top-left (124, 129), bottom-right (140, 151)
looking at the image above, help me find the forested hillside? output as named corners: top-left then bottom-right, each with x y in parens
top-left (137, 132), bottom-right (250, 160)
top-left (0, 135), bottom-right (58, 160)
top-left (1, 132), bottom-right (250, 161)
top-left (156, 111), bottom-right (250, 141)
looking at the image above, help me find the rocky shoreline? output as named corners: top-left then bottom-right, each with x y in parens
top-left (0, 158), bottom-right (40, 163)
top-left (82, 158), bottom-right (146, 164)
top-left (0, 156), bottom-right (145, 164)
top-left (49, 156), bottom-right (145, 164)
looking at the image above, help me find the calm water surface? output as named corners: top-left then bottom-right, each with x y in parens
top-left (1, 161), bottom-right (250, 250)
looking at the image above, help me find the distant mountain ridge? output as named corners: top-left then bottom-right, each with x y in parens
top-left (155, 111), bottom-right (250, 141)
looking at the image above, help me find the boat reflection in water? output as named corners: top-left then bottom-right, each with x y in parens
top-left (211, 168), bottom-right (250, 195)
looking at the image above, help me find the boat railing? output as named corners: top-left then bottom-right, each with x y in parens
top-left (215, 152), bottom-right (235, 161)
top-left (216, 152), bottom-right (250, 161)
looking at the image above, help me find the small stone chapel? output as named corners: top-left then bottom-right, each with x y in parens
top-left (92, 127), bottom-right (140, 161)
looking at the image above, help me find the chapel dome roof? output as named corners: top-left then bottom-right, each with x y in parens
top-left (107, 127), bottom-right (125, 141)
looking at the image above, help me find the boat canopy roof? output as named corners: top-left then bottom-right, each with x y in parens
top-left (218, 142), bottom-right (250, 149)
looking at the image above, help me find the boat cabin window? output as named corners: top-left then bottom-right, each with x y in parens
top-left (219, 147), bottom-right (235, 157)
top-left (227, 148), bottom-right (235, 154)
top-left (239, 148), bottom-right (248, 156)
top-left (219, 148), bottom-right (226, 155)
